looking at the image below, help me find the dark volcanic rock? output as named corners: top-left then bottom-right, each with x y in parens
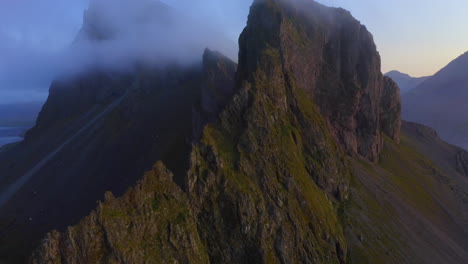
top-left (200, 49), bottom-right (237, 118)
top-left (238, 0), bottom-right (387, 162)
top-left (192, 49), bottom-right (238, 140)
top-left (380, 76), bottom-right (402, 143)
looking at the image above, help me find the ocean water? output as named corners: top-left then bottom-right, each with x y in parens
top-left (0, 127), bottom-right (28, 148)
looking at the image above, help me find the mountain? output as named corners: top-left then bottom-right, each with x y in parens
top-left (384, 70), bottom-right (430, 94)
top-left (1, 0), bottom-right (467, 263)
top-left (0, 2), bottom-right (238, 262)
top-left (403, 51), bottom-right (468, 150)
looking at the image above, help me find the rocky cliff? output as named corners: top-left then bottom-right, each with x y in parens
top-left (237, 0), bottom-right (388, 162)
top-left (380, 76), bottom-right (401, 143)
top-left (19, 0), bottom-right (468, 263)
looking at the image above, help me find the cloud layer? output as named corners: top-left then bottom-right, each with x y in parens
top-left (0, 0), bottom-right (252, 104)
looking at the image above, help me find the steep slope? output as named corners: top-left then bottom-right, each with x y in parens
top-left (31, 123), bottom-right (468, 264)
top-left (0, 51), bottom-right (236, 263)
top-left (403, 52), bottom-right (468, 150)
top-left (345, 122), bottom-right (468, 264)
top-left (385, 70), bottom-right (430, 94)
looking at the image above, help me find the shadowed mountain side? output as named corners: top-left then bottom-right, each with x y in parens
top-left (0, 50), bottom-right (236, 263)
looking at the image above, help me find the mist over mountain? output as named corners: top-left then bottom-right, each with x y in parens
top-left (403, 51), bottom-right (468, 150)
top-left (0, 0), bottom-right (251, 105)
top-left (385, 70), bottom-right (430, 93)
top-left (54, 0), bottom-right (242, 78)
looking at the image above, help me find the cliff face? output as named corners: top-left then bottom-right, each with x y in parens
top-left (380, 77), bottom-right (402, 143)
top-left (192, 49), bottom-right (238, 140)
top-left (238, 0), bottom-right (387, 162)
top-left (27, 0), bottom-right (468, 264)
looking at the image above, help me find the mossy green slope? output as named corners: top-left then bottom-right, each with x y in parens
top-left (344, 124), bottom-right (468, 264)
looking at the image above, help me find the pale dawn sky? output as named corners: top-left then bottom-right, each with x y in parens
top-left (316, 0), bottom-right (468, 77)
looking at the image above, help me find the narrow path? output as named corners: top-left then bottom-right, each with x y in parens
top-left (0, 92), bottom-right (128, 208)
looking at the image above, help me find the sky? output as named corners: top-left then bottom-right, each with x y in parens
top-left (317, 0), bottom-right (468, 77)
top-left (0, 0), bottom-right (467, 105)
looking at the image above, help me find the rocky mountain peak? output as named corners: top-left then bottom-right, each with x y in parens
top-left (238, 0), bottom-right (399, 162)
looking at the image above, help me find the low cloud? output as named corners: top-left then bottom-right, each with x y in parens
top-left (0, 0), bottom-right (252, 104)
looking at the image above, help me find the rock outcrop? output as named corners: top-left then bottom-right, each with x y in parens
top-left (380, 76), bottom-right (401, 143)
top-left (237, 0), bottom-right (388, 162)
top-left (31, 162), bottom-right (209, 264)
top-left (192, 49), bottom-right (238, 140)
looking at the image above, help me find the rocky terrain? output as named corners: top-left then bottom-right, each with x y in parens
top-left (385, 70), bottom-right (430, 94)
top-left (0, 0), bottom-right (467, 263)
top-left (403, 51), bottom-right (468, 150)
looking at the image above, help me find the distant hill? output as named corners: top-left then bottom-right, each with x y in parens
top-left (385, 70), bottom-right (430, 93)
top-left (0, 102), bottom-right (43, 127)
top-left (403, 51), bottom-right (468, 150)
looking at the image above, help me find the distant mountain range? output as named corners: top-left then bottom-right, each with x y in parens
top-left (403, 51), bottom-right (468, 150)
top-left (384, 70), bottom-right (430, 93)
